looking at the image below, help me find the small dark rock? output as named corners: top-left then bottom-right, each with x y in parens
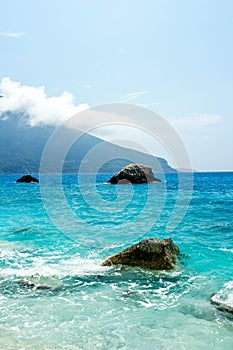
top-left (16, 175), bottom-right (39, 183)
top-left (101, 238), bottom-right (179, 270)
top-left (108, 163), bottom-right (161, 184)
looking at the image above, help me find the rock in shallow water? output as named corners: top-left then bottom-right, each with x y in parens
top-left (101, 238), bottom-right (179, 270)
top-left (211, 281), bottom-right (233, 313)
top-left (16, 175), bottom-right (39, 183)
top-left (19, 275), bottom-right (62, 290)
top-left (108, 163), bottom-right (161, 184)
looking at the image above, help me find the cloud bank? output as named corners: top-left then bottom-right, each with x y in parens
top-left (0, 77), bottom-right (88, 126)
top-left (0, 77), bottom-right (222, 137)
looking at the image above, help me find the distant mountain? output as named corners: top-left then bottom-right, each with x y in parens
top-left (177, 168), bottom-right (196, 173)
top-left (0, 113), bottom-right (175, 174)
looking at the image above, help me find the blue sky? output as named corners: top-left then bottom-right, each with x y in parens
top-left (0, 0), bottom-right (233, 170)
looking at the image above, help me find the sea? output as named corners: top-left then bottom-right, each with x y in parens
top-left (0, 172), bottom-right (232, 350)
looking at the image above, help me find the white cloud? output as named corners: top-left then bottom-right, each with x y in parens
top-left (0, 77), bottom-right (88, 126)
top-left (119, 48), bottom-right (125, 55)
top-left (121, 90), bottom-right (149, 102)
top-left (143, 102), bottom-right (160, 109)
top-left (0, 32), bottom-right (25, 38)
top-left (79, 83), bottom-right (93, 89)
top-left (169, 113), bottom-right (222, 130)
top-left (1, 115), bottom-right (9, 121)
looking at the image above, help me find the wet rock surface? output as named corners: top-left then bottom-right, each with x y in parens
top-left (211, 281), bottom-right (233, 313)
top-left (19, 275), bottom-right (62, 290)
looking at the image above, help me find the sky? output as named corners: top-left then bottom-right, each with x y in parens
top-left (0, 0), bottom-right (233, 171)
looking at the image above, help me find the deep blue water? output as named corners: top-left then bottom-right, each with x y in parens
top-left (0, 172), bottom-right (232, 349)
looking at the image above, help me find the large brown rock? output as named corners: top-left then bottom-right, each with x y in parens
top-left (108, 163), bottom-right (161, 184)
top-left (101, 238), bottom-right (179, 270)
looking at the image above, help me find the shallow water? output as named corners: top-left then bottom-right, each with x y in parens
top-left (0, 172), bottom-right (232, 349)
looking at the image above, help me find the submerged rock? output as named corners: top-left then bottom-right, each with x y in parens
top-left (211, 281), bottom-right (233, 313)
top-left (101, 238), bottom-right (179, 270)
top-left (108, 163), bottom-right (161, 184)
top-left (16, 175), bottom-right (39, 183)
top-left (19, 275), bottom-right (62, 290)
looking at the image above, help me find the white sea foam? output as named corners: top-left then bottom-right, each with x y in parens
top-left (220, 247), bottom-right (233, 253)
top-left (0, 253), bottom-right (108, 279)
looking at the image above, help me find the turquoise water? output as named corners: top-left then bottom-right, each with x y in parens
top-left (0, 172), bottom-right (232, 350)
